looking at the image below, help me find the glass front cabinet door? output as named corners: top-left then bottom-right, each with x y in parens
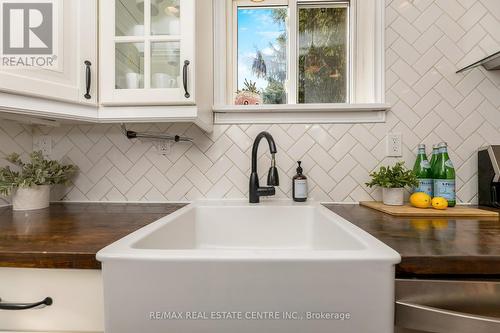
top-left (100, 0), bottom-right (195, 105)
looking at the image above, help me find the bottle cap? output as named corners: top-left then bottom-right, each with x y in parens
top-left (418, 144), bottom-right (426, 149)
top-left (296, 161), bottom-right (303, 174)
top-left (432, 144), bottom-right (438, 149)
top-left (438, 142), bottom-right (448, 148)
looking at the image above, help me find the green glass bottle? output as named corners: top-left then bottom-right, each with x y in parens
top-left (429, 144), bottom-right (439, 170)
top-left (433, 142), bottom-right (456, 207)
top-left (413, 144), bottom-right (433, 196)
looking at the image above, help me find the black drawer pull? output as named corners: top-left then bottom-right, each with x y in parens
top-left (0, 297), bottom-right (53, 310)
top-left (84, 60), bottom-right (92, 100)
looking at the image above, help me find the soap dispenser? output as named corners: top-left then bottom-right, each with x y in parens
top-left (293, 161), bottom-right (308, 202)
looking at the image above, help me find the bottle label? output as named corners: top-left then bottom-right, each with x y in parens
top-left (434, 180), bottom-right (455, 202)
top-left (420, 160), bottom-right (431, 169)
top-left (445, 159), bottom-right (454, 168)
top-left (294, 179), bottom-right (308, 199)
top-left (415, 179), bottom-right (433, 196)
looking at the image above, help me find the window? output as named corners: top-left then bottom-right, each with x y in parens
top-left (213, 0), bottom-right (388, 123)
top-left (298, 4), bottom-right (348, 104)
top-left (236, 6), bottom-right (288, 105)
top-left (232, 0), bottom-right (348, 106)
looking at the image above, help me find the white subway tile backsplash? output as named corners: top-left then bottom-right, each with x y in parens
top-left (435, 13), bottom-right (466, 43)
top-left (435, 0), bottom-right (466, 21)
top-left (414, 4), bottom-right (443, 32)
top-left (0, 0), bottom-right (497, 206)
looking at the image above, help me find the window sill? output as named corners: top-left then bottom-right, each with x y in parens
top-left (213, 103), bottom-right (390, 124)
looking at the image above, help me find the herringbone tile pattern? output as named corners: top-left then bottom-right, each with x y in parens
top-left (3, 0), bottom-right (500, 204)
top-left (0, 122), bottom-right (33, 205)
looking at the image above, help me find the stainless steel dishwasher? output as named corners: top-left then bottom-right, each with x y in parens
top-left (395, 279), bottom-right (500, 333)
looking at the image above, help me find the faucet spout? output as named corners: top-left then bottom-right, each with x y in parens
top-left (249, 131), bottom-right (279, 203)
top-left (251, 131), bottom-right (277, 172)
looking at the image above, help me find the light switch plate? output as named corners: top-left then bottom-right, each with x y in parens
top-left (386, 133), bottom-right (402, 157)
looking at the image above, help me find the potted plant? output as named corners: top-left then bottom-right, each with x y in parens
top-left (365, 162), bottom-right (418, 206)
top-left (0, 151), bottom-right (77, 211)
top-left (234, 79), bottom-right (263, 105)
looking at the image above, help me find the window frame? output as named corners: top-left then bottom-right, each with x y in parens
top-left (213, 0), bottom-right (389, 124)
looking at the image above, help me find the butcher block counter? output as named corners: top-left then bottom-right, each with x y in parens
top-left (0, 202), bottom-right (499, 277)
top-left (324, 204), bottom-right (500, 278)
top-left (0, 202), bottom-right (186, 269)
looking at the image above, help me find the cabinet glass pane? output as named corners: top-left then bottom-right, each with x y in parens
top-left (151, 41), bottom-right (180, 89)
top-left (151, 0), bottom-right (180, 35)
top-left (298, 6), bottom-right (348, 103)
top-left (115, 0), bottom-right (144, 36)
top-left (115, 43), bottom-right (144, 89)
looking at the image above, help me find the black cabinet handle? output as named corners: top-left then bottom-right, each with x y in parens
top-left (84, 60), bottom-right (92, 100)
top-left (0, 297), bottom-right (53, 310)
top-left (183, 60), bottom-right (190, 98)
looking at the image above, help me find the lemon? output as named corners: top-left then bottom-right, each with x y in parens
top-left (410, 192), bottom-right (432, 208)
top-left (432, 197), bottom-right (448, 210)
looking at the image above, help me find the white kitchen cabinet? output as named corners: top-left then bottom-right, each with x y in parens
top-left (100, 0), bottom-right (195, 106)
top-left (0, 0), bottom-right (213, 131)
top-left (0, 0), bottom-right (98, 106)
top-left (0, 267), bottom-right (103, 332)
top-left (98, 0), bottom-right (213, 130)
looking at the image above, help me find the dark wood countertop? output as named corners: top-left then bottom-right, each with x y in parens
top-left (1, 202), bottom-right (499, 277)
top-left (0, 203), bottom-right (186, 269)
top-left (325, 204), bottom-right (500, 278)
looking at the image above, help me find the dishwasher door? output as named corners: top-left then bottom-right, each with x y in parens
top-left (395, 279), bottom-right (500, 333)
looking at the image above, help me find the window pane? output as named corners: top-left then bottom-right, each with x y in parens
top-left (298, 6), bottom-right (348, 104)
top-left (236, 7), bottom-right (288, 105)
top-left (115, 43), bottom-right (144, 89)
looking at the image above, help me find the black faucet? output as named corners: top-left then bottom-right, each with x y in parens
top-left (249, 131), bottom-right (279, 203)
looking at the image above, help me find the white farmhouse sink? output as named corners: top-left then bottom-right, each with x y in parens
top-left (97, 200), bottom-right (400, 333)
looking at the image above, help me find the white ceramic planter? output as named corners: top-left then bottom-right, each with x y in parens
top-left (12, 185), bottom-right (50, 211)
top-left (382, 187), bottom-right (404, 206)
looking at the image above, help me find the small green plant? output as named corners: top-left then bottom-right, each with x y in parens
top-left (236, 79), bottom-right (260, 94)
top-left (365, 162), bottom-right (418, 189)
top-left (0, 151), bottom-right (77, 196)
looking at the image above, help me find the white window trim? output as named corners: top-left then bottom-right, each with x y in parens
top-left (213, 0), bottom-right (389, 124)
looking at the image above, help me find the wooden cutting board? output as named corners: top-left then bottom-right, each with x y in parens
top-left (360, 201), bottom-right (499, 217)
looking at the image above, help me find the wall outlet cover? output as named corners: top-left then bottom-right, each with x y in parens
top-left (386, 133), bottom-right (402, 157)
top-left (35, 135), bottom-right (52, 156)
top-left (157, 141), bottom-right (172, 155)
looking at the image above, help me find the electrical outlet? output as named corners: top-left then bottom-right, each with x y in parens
top-left (386, 133), bottom-right (402, 157)
top-left (35, 135), bottom-right (52, 156)
top-left (157, 141), bottom-right (172, 155)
